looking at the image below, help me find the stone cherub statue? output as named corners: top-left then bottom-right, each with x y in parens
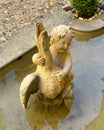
top-left (20, 22), bottom-right (74, 110)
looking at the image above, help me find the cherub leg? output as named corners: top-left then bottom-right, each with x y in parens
top-left (61, 73), bottom-right (74, 109)
top-left (62, 85), bottom-right (74, 110)
top-left (64, 89), bottom-right (74, 110)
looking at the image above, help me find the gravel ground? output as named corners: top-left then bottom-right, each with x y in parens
top-left (0, 0), bottom-right (104, 44)
top-left (0, 0), bottom-right (70, 44)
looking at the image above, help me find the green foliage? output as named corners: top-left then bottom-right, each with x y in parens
top-left (71, 0), bottom-right (99, 18)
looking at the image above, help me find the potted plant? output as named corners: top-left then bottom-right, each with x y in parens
top-left (70, 0), bottom-right (99, 18)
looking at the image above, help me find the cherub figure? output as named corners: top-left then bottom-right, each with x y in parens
top-left (33, 25), bottom-right (73, 81)
top-left (32, 24), bottom-right (74, 107)
top-left (20, 22), bottom-right (74, 109)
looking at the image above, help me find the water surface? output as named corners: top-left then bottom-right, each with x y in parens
top-left (0, 29), bottom-right (104, 130)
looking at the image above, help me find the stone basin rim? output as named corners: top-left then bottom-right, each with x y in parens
top-left (70, 13), bottom-right (104, 32)
top-left (70, 25), bottom-right (104, 33)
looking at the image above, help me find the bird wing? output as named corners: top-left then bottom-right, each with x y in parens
top-left (20, 73), bottom-right (40, 108)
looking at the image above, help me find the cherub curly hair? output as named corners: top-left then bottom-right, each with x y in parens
top-left (50, 25), bottom-right (74, 45)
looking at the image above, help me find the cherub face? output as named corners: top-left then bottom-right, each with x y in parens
top-left (53, 34), bottom-right (72, 53)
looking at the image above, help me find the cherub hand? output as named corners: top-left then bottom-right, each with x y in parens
top-left (55, 71), bottom-right (65, 81)
top-left (38, 55), bottom-right (46, 65)
top-left (32, 54), bottom-right (45, 65)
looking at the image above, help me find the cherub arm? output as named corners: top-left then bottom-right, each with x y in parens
top-left (56, 52), bottom-right (72, 81)
top-left (62, 52), bottom-right (72, 76)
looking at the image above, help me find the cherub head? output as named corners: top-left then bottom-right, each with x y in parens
top-left (50, 25), bottom-right (74, 53)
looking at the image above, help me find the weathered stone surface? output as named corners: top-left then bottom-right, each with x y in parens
top-left (20, 22), bottom-right (74, 109)
top-left (70, 14), bottom-right (104, 32)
